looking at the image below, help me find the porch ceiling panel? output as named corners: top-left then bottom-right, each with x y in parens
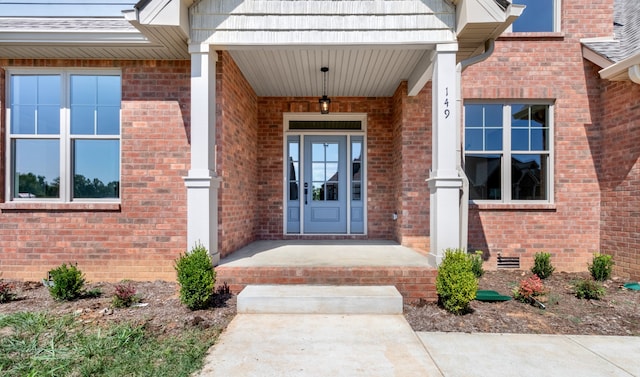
top-left (229, 48), bottom-right (430, 97)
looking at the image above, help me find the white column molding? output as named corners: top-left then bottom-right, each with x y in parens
top-left (427, 43), bottom-right (463, 266)
top-left (184, 46), bottom-right (221, 264)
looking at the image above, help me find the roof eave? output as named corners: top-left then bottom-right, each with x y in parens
top-left (599, 53), bottom-right (640, 83)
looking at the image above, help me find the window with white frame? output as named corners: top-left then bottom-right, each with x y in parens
top-left (7, 71), bottom-right (121, 201)
top-left (511, 0), bottom-right (560, 32)
top-left (463, 102), bottom-right (552, 202)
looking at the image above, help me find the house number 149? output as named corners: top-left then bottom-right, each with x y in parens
top-left (443, 87), bottom-right (450, 119)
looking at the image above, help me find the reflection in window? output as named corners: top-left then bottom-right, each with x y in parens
top-left (10, 75), bottom-right (61, 135)
top-left (73, 140), bottom-right (120, 199)
top-left (288, 139), bottom-right (299, 201)
top-left (351, 140), bottom-right (362, 201)
top-left (312, 142), bottom-right (339, 201)
top-left (13, 139), bottom-right (60, 198)
top-left (464, 102), bottom-right (552, 202)
top-left (512, 0), bottom-right (555, 32)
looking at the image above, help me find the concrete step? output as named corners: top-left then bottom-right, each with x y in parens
top-left (237, 285), bottom-right (403, 315)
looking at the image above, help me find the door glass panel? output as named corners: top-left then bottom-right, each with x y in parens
top-left (311, 142), bottom-right (339, 201)
top-left (288, 140), bottom-right (299, 201)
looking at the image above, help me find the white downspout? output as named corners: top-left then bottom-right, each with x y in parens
top-left (456, 39), bottom-right (496, 252)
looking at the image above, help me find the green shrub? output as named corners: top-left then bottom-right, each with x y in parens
top-left (589, 253), bottom-right (614, 281)
top-left (531, 252), bottom-right (555, 279)
top-left (48, 263), bottom-right (85, 301)
top-left (574, 279), bottom-right (606, 300)
top-left (469, 250), bottom-right (485, 278)
top-left (436, 248), bottom-right (478, 315)
top-left (175, 243), bottom-right (216, 310)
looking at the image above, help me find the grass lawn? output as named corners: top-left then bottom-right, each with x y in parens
top-left (0, 311), bottom-right (221, 377)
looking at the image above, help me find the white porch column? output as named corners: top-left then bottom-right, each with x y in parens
top-left (427, 43), bottom-right (463, 266)
top-left (184, 44), bottom-right (221, 264)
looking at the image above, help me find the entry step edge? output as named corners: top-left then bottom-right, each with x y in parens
top-left (237, 285), bottom-right (403, 315)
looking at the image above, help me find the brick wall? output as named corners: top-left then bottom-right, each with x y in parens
top-left (391, 82), bottom-right (432, 249)
top-left (255, 96), bottom-right (400, 240)
top-left (599, 75), bottom-right (640, 280)
top-left (463, 0), bottom-right (614, 272)
top-left (0, 59), bottom-right (191, 281)
top-left (216, 52), bottom-right (259, 256)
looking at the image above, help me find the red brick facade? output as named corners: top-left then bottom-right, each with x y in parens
top-left (1, 0), bottom-right (639, 282)
top-left (463, 0), bottom-right (615, 272)
top-left (0, 59), bottom-right (191, 281)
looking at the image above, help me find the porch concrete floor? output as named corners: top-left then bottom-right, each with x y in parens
top-left (218, 240), bottom-right (433, 268)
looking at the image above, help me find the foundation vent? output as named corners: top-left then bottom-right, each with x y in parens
top-left (497, 254), bottom-right (520, 269)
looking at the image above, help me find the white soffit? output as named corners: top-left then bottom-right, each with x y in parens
top-left (229, 48), bottom-right (431, 97)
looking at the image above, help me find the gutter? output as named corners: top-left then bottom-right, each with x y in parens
top-left (456, 38), bottom-right (496, 252)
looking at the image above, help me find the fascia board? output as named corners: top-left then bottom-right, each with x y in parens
top-left (0, 30), bottom-right (150, 45)
top-left (599, 53), bottom-right (640, 81)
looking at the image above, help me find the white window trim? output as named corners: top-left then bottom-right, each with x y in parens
top-left (463, 101), bottom-right (555, 204)
top-left (282, 112), bottom-right (367, 235)
top-left (4, 68), bottom-right (122, 203)
top-left (505, 0), bottom-right (561, 33)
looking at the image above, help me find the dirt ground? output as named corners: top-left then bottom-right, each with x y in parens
top-left (406, 270), bottom-right (640, 335)
top-left (1, 270), bottom-right (639, 336)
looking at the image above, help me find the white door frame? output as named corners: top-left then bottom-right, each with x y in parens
top-left (282, 112), bottom-right (367, 235)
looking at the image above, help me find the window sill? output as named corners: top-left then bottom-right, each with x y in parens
top-left (499, 32), bottom-right (565, 40)
top-left (469, 202), bottom-right (556, 211)
top-left (0, 202), bottom-right (121, 212)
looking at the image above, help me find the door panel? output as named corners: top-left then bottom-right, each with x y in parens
top-left (304, 135), bottom-right (347, 233)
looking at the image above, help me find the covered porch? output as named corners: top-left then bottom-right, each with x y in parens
top-left (215, 240), bottom-right (436, 304)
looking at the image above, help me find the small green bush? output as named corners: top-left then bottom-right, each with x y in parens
top-left (436, 248), bottom-right (478, 315)
top-left (175, 243), bottom-right (216, 310)
top-left (531, 252), bottom-right (555, 279)
top-left (574, 279), bottom-right (606, 300)
top-left (48, 263), bottom-right (85, 301)
top-left (589, 253), bottom-right (614, 281)
top-left (469, 250), bottom-right (485, 278)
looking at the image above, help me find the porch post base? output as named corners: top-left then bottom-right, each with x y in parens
top-left (427, 176), bottom-right (463, 267)
top-left (184, 171), bottom-right (221, 265)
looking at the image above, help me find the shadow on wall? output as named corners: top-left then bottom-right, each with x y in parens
top-left (467, 208), bottom-right (490, 262)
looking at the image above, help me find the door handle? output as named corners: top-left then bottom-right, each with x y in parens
top-left (304, 182), bottom-right (308, 205)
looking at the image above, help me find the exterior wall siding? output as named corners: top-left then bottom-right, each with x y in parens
top-left (463, 0), bottom-right (614, 272)
top-left (599, 75), bottom-right (640, 280)
top-left (0, 59), bottom-right (191, 281)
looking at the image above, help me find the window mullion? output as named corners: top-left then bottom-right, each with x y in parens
top-left (503, 104), bottom-right (511, 202)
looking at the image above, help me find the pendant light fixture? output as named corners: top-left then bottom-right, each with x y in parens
top-left (319, 66), bottom-right (331, 114)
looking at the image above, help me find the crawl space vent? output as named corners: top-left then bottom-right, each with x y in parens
top-left (497, 255), bottom-right (520, 269)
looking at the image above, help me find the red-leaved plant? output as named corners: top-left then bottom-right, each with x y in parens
top-left (513, 274), bottom-right (546, 302)
top-left (0, 280), bottom-right (17, 303)
top-left (112, 282), bottom-right (139, 308)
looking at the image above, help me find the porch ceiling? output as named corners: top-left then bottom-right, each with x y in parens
top-left (229, 47), bottom-right (433, 97)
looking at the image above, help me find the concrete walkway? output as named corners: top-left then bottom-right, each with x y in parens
top-left (196, 284), bottom-right (640, 377)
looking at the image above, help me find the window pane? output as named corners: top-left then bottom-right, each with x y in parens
top-left (37, 105), bottom-right (60, 134)
top-left (512, 154), bottom-right (547, 200)
top-left (512, 129), bottom-right (529, 151)
top-left (289, 142), bottom-right (299, 162)
top-left (352, 162), bottom-right (361, 181)
top-left (71, 105), bottom-right (95, 134)
top-left (13, 139), bottom-right (60, 198)
top-left (325, 163), bottom-right (338, 182)
top-left (11, 105), bottom-right (36, 134)
top-left (97, 106), bottom-right (120, 135)
top-left (465, 129), bottom-right (483, 151)
top-left (71, 76), bottom-right (97, 105)
top-left (512, 0), bottom-right (554, 32)
top-left (352, 142), bottom-right (362, 161)
top-left (325, 143), bottom-right (339, 161)
top-left (73, 140), bottom-right (120, 199)
top-left (484, 105), bottom-right (503, 127)
top-left (312, 182), bottom-right (324, 201)
top-left (325, 182), bottom-right (339, 201)
top-left (97, 76), bottom-right (121, 104)
top-left (11, 75), bottom-right (60, 135)
top-left (352, 182), bottom-right (361, 201)
top-left (289, 182), bottom-right (299, 201)
top-left (465, 105), bottom-right (484, 127)
top-left (485, 129), bottom-right (503, 151)
top-left (531, 128), bottom-right (549, 150)
top-left (465, 154), bottom-right (502, 200)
